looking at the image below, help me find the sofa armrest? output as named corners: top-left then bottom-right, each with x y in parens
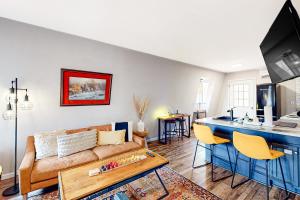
top-left (133, 134), bottom-right (146, 148)
top-left (19, 136), bottom-right (35, 195)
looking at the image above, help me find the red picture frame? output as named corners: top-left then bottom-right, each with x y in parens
top-left (60, 69), bottom-right (113, 106)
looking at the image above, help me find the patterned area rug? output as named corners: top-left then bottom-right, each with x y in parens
top-left (28, 167), bottom-right (220, 200)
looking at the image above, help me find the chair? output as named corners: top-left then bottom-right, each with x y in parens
top-left (192, 124), bottom-right (233, 182)
top-left (175, 118), bottom-right (188, 137)
top-left (164, 119), bottom-right (178, 142)
top-left (231, 131), bottom-right (289, 200)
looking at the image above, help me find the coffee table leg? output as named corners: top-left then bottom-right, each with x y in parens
top-left (155, 170), bottom-right (169, 199)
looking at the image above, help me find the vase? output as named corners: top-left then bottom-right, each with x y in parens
top-left (137, 120), bottom-right (145, 132)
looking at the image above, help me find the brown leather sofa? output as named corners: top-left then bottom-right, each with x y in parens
top-left (19, 124), bottom-right (146, 197)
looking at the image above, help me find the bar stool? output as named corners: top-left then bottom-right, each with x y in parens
top-left (192, 124), bottom-right (233, 182)
top-left (164, 119), bottom-right (178, 142)
top-left (175, 118), bottom-right (188, 137)
top-left (231, 131), bottom-right (289, 200)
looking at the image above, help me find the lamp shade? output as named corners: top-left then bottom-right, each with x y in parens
top-left (20, 101), bottom-right (33, 110)
top-left (2, 109), bottom-right (15, 120)
top-left (20, 94), bottom-right (33, 110)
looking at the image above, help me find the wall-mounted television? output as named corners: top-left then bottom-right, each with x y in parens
top-left (260, 0), bottom-right (300, 83)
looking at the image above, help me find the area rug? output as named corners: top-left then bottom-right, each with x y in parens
top-left (28, 167), bottom-right (220, 200)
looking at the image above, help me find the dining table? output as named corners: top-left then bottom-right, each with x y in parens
top-left (157, 113), bottom-right (191, 144)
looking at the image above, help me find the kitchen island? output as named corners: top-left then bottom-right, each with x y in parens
top-left (196, 117), bottom-right (300, 194)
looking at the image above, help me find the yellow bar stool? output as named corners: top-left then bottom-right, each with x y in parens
top-left (192, 124), bottom-right (233, 182)
top-left (231, 131), bottom-right (289, 200)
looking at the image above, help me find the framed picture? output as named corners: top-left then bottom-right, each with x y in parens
top-left (60, 69), bottom-right (113, 106)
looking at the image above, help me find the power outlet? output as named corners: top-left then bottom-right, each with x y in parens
top-left (284, 149), bottom-right (293, 155)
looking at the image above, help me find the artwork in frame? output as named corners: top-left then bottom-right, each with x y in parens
top-left (60, 69), bottom-right (113, 106)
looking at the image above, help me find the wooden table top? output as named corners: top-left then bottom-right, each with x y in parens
top-left (157, 113), bottom-right (191, 120)
top-left (58, 149), bottom-right (168, 200)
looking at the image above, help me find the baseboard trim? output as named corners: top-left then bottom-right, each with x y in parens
top-left (1, 172), bottom-right (15, 180)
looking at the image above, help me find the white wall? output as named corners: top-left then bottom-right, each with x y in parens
top-left (217, 69), bottom-right (271, 117)
top-left (0, 18), bottom-right (225, 177)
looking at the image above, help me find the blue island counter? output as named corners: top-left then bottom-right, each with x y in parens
top-left (196, 118), bottom-right (300, 194)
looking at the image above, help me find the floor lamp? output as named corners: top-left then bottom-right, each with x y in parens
top-left (2, 78), bottom-right (33, 196)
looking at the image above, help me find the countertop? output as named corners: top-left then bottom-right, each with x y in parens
top-left (196, 117), bottom-right (300, 138)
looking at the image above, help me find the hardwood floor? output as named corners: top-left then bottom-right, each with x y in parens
top-left (1, 135), bottom-right (299, 199)
top-left (148, 135), bottom-right (300, 200)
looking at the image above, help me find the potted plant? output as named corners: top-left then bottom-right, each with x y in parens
top-left (133, 95), bottom-right (149, 132)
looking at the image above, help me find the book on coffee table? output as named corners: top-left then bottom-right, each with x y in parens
top-left (58, 149), bottom-right (169, 200)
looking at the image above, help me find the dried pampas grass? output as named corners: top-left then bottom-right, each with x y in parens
top-left (133, 95), bottom-right (150, 120)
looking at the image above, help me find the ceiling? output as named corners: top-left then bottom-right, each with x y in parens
top-left (0, 0), bottom-right (297, 72)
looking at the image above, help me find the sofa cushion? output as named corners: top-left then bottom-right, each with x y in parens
top-left (112, 121), bottom-right (133, 142)
top-left (92, 142), bottom-right (141, 160)
top-left (34, 130), bottom-right (66, 160)
top-left (57, 129), bottom-right (97, 158)
top-left (31, 150), bottom-right (98, 183)
top-left (98, 130), bottom-right (126, 145)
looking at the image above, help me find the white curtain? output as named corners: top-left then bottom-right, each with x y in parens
top-left (196, 79), bottom-right (209, 111)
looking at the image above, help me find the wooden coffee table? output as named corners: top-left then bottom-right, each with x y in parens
top-left (58, 149), bottom-right (169, 200)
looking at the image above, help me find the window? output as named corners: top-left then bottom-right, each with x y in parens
top-left (229, 80), bottom-right (255, 107)
top-left (230, 83), bottom-right (249, 107)
top-left (228, 79), bottom-right (255, 117)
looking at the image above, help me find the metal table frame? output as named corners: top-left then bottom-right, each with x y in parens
top-left (158, 115), bottom-right (191, 144)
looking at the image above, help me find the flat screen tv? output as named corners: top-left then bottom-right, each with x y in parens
top-left (260, 0), bottom-right (300, 83)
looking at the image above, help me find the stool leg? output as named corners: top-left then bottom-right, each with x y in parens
top-left (226, 143), bottom-right (233, 172)
top-left (231, 151), bottom-right (251, 188)
top-left (211, 144), bottom-right (233, 182)
top-left (192, 140), bottom-right (199, 168)
top-left (192, 141), bottom-right (211, 168)
top-left (164, 121), bottom-right (167, 144)
top-left (231, 151), bottom-right (239, 188)
top-left (181, 121), bottom-right (184, 138)
top-left (266, 160), bottom-right (269, 200)
top-left (211, 144), bottom-right (214, 181)
top-left (173, 123), bottom-right (179, 140)
top-left (279, 157), bottom-right (289, 199)
top-left (184, 120), bottom-right (188, 135)
top-left (168, 123), bottom-right (171, 143)
top-left (249, 158), bottom-right (252, 179)
top-left (179, 121), bottom-right (182, 139)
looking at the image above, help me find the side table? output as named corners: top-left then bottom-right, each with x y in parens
top-left (133, 130), bottom-right (149, 148)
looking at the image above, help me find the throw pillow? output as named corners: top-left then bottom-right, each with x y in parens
top-left (34, 130), bottom-right (66, 160)
top-left (98, 130), bottom-right (126, 145)
top-left (57, 129), bottom-right (97, 158)
top-left (111, 121), bottom-right (133, 142)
